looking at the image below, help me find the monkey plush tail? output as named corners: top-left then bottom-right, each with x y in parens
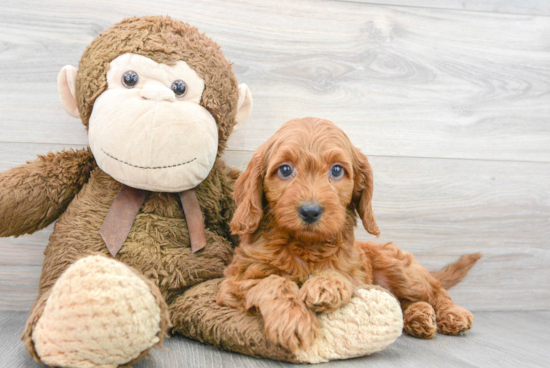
top-left (431, 253), bottom-right (482, 290)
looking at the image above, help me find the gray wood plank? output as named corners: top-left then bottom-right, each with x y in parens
top-left (339, 0), bottom-right (550, 16)
top-left (1, 146), bottom-right (548, 311)
top-left (0, 0), bottom-right (549, 162)
top-left (1, 310), bottom-right (548, 367)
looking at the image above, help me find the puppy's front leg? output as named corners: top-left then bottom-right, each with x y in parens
top-left (246, 275), bottom-right (320, 352)
top-left (216, 277), bottom-right (262, 310)
top-left (299, 270), bottom-right (353, 313)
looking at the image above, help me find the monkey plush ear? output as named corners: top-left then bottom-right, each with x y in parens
top-left (57, 65), bottom-right (80, 118)
top-left (233, 83), bottom-right (253, 131)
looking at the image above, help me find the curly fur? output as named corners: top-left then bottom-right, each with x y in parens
top-left (217, 117), bottom-right (481, 351)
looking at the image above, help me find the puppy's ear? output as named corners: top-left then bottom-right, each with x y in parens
top-left (230, 148), bottom-right (265, 235)
top-left (352, 147), bottom-right (380, 236)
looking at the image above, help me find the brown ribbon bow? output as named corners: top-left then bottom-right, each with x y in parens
top-left (99, 185), bottom-right (207, 257)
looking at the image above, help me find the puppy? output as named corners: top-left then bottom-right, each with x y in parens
top-left (217, 117), bottom-right (480, 352)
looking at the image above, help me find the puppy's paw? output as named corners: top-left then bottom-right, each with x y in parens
top-left (216, 278), bottom-right (242, 309)
top-left (403, 302), bottom-right (437, 339)
top-left (299, 273), bottom-right (352, 313)
top-left (437, 305), bottom-right (474, 335)
top-left (263, 299), bottom-right (321, 352)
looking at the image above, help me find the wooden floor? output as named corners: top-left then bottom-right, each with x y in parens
top-left (2, 310), bottom-right (548, 368)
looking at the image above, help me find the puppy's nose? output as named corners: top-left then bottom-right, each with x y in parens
top-left (299, 203), bottom-right (323, 224)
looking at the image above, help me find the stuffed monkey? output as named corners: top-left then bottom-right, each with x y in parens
top-left (0, 16), bottom-right (403, 367)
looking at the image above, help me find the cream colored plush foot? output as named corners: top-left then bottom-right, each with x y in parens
top-left (32, 255), bottom-right (162, 368)
top-left (295, 285), bottom-right (403, 364)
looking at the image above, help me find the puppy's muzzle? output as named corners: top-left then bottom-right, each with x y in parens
top-left (298, 203), bottom-right (323, 224)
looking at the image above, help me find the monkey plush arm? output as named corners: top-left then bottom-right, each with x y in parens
top-left (0, 148), bottom-right (96, 237)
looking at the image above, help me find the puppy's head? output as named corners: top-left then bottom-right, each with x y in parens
top-left (231, 117), bottom-right (379, 240)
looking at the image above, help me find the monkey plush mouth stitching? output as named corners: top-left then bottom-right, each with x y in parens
top-left (101, 148), bottom-right (196, 170)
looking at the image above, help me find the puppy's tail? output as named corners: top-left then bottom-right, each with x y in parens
top-left (431, 253), bottom-right (482, 290)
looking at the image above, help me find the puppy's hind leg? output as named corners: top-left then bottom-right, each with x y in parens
top-left (431, 288), bottom-right (474, 336)
top-left (420, 256), bottom-right (475, 335)
top-left (401, 301), bottom-right (437, 339)
top-left (360, 241), bottom-right (474, 337)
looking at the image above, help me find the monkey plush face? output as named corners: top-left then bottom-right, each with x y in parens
top-left (57, 16), bottom-right (252, 192)
top-left (88, 53), bottom-right (218, 192)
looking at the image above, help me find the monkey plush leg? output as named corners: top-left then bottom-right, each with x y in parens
top-left (171, 280), bottom-right (403, 364)
top-left (22, 255), bottom-right (170, 368)
top-left (0, 148), bottom-right (95, 237)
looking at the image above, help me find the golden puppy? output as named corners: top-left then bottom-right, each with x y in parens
top-left (217, 117), bottom-right (480, 352)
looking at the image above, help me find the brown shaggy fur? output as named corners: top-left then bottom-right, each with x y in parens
top-left (76, 16), bottom-right (239, 155)
top-left (217, 117), bottom-right (480, 351)
top-left (0, 16), bottom-right (297, 365)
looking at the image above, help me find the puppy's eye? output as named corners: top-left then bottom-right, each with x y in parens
top-left (330, 164), bottom-right (344, 179)
top-left (171, 80), bottom-right (187, 97)
top-left (122, 71), bottom-right (139, 88)
top-left (278, 164), bottom-right (293, 179)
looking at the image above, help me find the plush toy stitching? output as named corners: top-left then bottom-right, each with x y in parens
top-left (101, 148), bottom-right (196, 169)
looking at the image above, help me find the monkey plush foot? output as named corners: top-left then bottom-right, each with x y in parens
top-left (31, 255), bottom-right (169, 368)
top-left (294, 285), bottom-right (403, 363)
top-left (173, 281), bottom-right (403, 363)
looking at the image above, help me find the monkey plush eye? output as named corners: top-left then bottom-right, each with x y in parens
top-left (171, 80), bottom-right (188, 97)
top-left (121, 71), bottom-right (139, 88)
top-left (330, 164), bottom-right (344, 179)
top-left (278, 164), bottom-right (293, 179)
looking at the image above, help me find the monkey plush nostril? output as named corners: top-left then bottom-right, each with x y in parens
top-left (298, 203), bottom-right (323, 224)
top-left (140, 83), bottom-right (176, 102)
